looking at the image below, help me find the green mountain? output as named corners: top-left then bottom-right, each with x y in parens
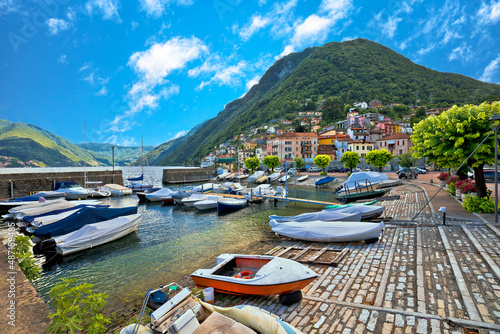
top-left (159, 38), bottom-right (500, 165)
top-left (130, 120), bottom-right (206, 166)
top-left (0, 120), bottom-right (149, 167)
top-left (77, 142), bottom-right (155, 166)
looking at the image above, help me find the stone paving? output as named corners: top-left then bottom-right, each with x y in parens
top-left (216, 184), bottom-right (500, 334)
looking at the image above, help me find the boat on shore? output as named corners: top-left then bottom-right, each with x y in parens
top-left (267, 172), bottom-right (281, 183)
top-left (315, 176), bottom-right (335, 187)
top-left (297, 175), bottom-right (308, 182)
top-left (324, 204), bottom-right (385, 219)
top-left (248, 171), bottom-right (264, 183)
top-left (268, 210), bottom-right (362, 223)
top-left (334, 187), bottom-right (392, 203)
top-left (119, 282), bottom-right (303, 334)
top-left (270, 220), bottom-right (384, 243)
top-left (191, 253), bottom-right (318, 297)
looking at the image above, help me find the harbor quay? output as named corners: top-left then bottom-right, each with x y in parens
top-left (0, 175), bottom-right (499, 333)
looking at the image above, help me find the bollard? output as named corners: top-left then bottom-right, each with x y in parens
top-left (439, 207), bottom-right (446, 225)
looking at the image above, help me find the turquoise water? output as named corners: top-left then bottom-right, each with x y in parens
top-left (0, 167), bottom-right (332, 311)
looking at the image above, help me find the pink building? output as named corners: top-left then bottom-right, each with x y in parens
top-left (376, 133), bottom-right (412, 156)
top-left (271, 132), bottom-right (319, 162)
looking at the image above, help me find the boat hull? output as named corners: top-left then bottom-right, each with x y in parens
top-left (217, 201), bottom-right (246, 211)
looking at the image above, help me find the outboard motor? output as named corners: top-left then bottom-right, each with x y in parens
top-left (146, 289), bottom-right (169, 310)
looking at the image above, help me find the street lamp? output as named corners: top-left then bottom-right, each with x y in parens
top-left (491, 113), bottom-right (500, 225)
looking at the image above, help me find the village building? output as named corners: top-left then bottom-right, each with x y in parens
top-left (348, 140), bottom-right (375, 158)
top-left (376, 133), bottom-right (413, 156)
top-left (335, 136), bottom-right (353, 161)
top-left (271, 132), bottom-right (318, 162)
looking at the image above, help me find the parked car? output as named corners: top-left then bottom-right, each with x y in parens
top-left (287, 168), bottom-right (298, 175)
top-left (339, 167), bottom-right (349, 173)
top-left (299, 167), bottom-right (308, 172)
top-left (416, 167), bottom-right (427, 174)
top-left (308, 167), bottom-right (322, 173)
top-left (471, 169), bottom-right (500, 182)
top-left (327, 166), bottom-right (340, 173)
top-left (397, 167), bottom-right (419, 179)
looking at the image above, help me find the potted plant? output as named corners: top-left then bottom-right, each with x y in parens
top-left (437, 172), bottom-right (449, 185)
top-left (456, 179), bottom-right (477, 200)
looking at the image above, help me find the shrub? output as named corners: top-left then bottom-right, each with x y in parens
top-left (446, 183), bottom-right (456, 196)
top-left (462, 195), bottom-right (496, 213)
top-left (446, 176), bottom-right (459, 185)
top-left (10, 235), bottom-right (41, 281)
top-left (456, 179), bottom-right (476, 194)
top-left (320, 171), bottom-right (327, 175)
top-left (47, 278), bottom-right (110, 334)
top-left (437, 172), bottom-right (449, 181)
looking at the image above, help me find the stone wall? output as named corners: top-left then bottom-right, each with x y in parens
top-left (162, 168), bottom-right (217, 184)
top-left (0, 170), bottom-right (123, 199)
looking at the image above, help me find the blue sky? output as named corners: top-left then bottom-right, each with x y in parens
top-left (0, 0), bottom-right (499, 147)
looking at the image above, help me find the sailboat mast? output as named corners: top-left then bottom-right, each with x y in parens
top-left (84, 120), bottom-right (87, 187)
top-left (141, 135), bottom-right (144, 176)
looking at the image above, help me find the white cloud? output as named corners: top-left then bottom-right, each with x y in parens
top-left (258, 0), bottom-right (267, 5)
top-left (341, 36), bottom-right (358, 42)
top-left (245, 75), bottom-right (260, 91)
top-left (448, 43), bottom-right (473, 62)
top-left (291, 14), bottom-right (332, 46)
top-left (196, 61), bottom-right (247, 90)
top-left (477, 0), bottom-right (500, 24)
top-left (479, 54), bottom-right (500, 83)
top-left (278, 45), bottom-right (295, 59)
top-left (239, 15), bottom-right (269, 41)
top-left (131, 20), bottom-right (139, 30)
top-left (170, 130), bottom-right (187, 140)
top-left (47, 18), bottom-right (72, 35)
top-left (58, 54), bottom-right (67, 63)
top-left (85, 0), bottom-right (121, 23)
top-left (127, 36), bottom-right (206, 114)
top-left (139, 0), bottom-right (194, 17)
top-left (0, 0), bottom-right (22, 16)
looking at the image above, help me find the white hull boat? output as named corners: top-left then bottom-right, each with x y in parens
top-left (193, 183), bottom-right (222, 193)
top-left (269, 210), bottom-right (362, 224)
top-left (102, 184), bottom-right (133, 196)
top-left (181, 194), bottom-right (207, 207)
top-left (268, 172), bottom-right (281, 182)
top-left (145, 188), bottom-right (176, 202)
top-left (54, 181), bottom-right (90, 200)
top-left (324, 205), bottom-right (385, 219)
top-left (297, 175), bottom-right (308, 182)
top-left (271, 221), bottom-right (384, 243)
top-left (217, 198), bottom-right (247, 211)
top-left (278, 175), bottom-right (290, 183)
top-left (194, 196), bottom-right (219, 210)
top-left (248, 171), bottom-right (264, 183)
top-left (54, 214), bottom-right (141, 255)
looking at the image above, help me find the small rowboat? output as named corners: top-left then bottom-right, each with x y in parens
top-left (191, 253), bottom-right (318, 297)
top-left (217, 198), bottom-right (247, 211)
top-left (297, 175), bottom-right (308, 182)
top-left (268, 210), bottom-right (362, 224)
top-left (315, 176), bottom-right (335, 187)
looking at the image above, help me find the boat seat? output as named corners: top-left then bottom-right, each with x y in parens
top-left (193, 312), bottom-right (257, 334)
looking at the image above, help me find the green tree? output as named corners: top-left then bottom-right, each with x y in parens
top-left (415, 106), bottom-right (427, 118)
top-left (411, 102), bottom-right (499, 198)
top-left (10, 235), bottom-right (41, 281)
top-left (344, 104), bottom-right (353, 113)
top-left (322, 96), bottom-right (344, 123)
top-left (340, 151), bottom-right (361, 173)
top-left (366, 149), bottom-right (394, 172)
top-left (263, 155), bottom-right (280, 172)
top-left (295, 125), bottom-right (306, 132)
top-left (244, 156), bottom-right (260, 173)
top-left (396, 153), bottom-right (417, 179)
top-left (313, 154), bottom-right (332, 173)
top-left (47, 278), bottom-right (110, 334)
top-left (294, 156), bottom-right (306, 174)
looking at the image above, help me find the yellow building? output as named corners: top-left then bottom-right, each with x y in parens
top-left (347, 140), bottom-right (375, 158)
top-left (244, 141), bottom-right (257, 150)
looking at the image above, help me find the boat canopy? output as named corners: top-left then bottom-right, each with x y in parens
top-left (315, 176), bottom-right (335, 186)
top-left (342, 172), bottom-right (387, 188)
top-left (33, 206), bottom-right (138, 239)
top-left (268, 210), bottom-right (362, 225)
top-left (23, 204), bottom-right (109, 223)
top-left (146, 188), bottom-right (177, 197)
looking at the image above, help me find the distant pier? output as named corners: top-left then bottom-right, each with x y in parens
top-left (162, 168), bottom-right (217, 184)
top-left (0, 170), bottom-right (123, 199)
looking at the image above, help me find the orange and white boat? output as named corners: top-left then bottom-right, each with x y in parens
top-left (191, 254), bottom-right (318, 297)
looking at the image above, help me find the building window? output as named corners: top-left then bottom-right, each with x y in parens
top-left (368, 146), bottom-right (372, 150)
top-left (362, 146), bottom-right (365, 150)
top-left (356, 146), bottom-right (359, 150)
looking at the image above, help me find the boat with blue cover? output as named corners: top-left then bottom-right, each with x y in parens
top-left (217, 198), bottom-right (247, 211)
top-left (315, 176), bottom-right (335, 187)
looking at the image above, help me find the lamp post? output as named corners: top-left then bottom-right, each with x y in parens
top-left (491, 114), bottom-right (500, 225)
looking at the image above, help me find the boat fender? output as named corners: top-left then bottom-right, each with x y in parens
top-left (235, 270), bottom-right (254, 279)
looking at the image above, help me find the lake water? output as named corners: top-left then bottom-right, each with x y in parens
top-left (0, 166), bottom-right (333, 313)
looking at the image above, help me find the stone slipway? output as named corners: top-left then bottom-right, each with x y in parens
top-left (212, 184), bottom-right (500, 333)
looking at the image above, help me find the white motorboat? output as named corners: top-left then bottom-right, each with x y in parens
top-left (213, 182), bottom-right (247, 194)
top-left (269, 210), bottom-right (362, 224)
top-left (231, 173), bottom-right (249, 181)
top-left (54, 181), bottom-right (90, 200)
top-left (248, 171), bottom-right (264, 183)
top-left (2, 198), bottom-right (67, 219)
top-left (54, 214), bottom-right (141, 255)
top-left (101, 184), bottom-right (133, 196)
top-left (217, 197), bottom-right (247, 211)
top-left (337, 172), bottom-right (388, 195)
top-left (193, 183), bottom-right (222, 193)
top-left (217, 172), bottom-right (231, 180)
top-left (324, 204), bottom-right (385, 219)
top-left (181, 194), bottom-right (207, 207)
top-left (193, 196), bottom-right (220, 210)
top-left (275, 186), bottom-right (287, 197)
top-left (278, 175), bottom-right (290, 183)
top-left (267, 172), bottom-right (281, 182)
top-left (270, 220), bottom-right (384, 243)
top-left (297, 175), bottom-right (308, 182)
top-left (145, 188), bottom-right (177, 202)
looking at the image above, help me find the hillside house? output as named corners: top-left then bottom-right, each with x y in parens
top-left (244, 141), bottom-right (257, 150)
top-left (255, 146), bottom-right (266, 161)
top-left (271, 132), bottom-right (318, 162)
top-left (335, 137), bottom-right (353, 161)
top-left (281, 119), bottom-right (292, 125)
top-left (353, 101), bottom-right (368, 109)
top-left (348, 140), bottom-right (375, 158)
top-left (238, 150), bottom-right (253, 163)
top-left (369, 99), bottom-right (383, 108)
top-left (347, 127), bottom-right (370, 141)
top-left (376, 133), bottom-right (412, 156)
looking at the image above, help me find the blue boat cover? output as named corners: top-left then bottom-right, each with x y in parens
top-left (33, 206), bottom-right (138, 239)
top-left (23, 204), bottom-right (109, 223)
top-left (315, 176), bottom-right (335, 186)
top-left (127, 174), bottom-right (144, 181)
top-left (54, 181), bottom-right (80, 190)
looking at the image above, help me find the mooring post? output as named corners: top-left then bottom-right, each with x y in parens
top-left (10, 181), bottom-right (13, 198)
